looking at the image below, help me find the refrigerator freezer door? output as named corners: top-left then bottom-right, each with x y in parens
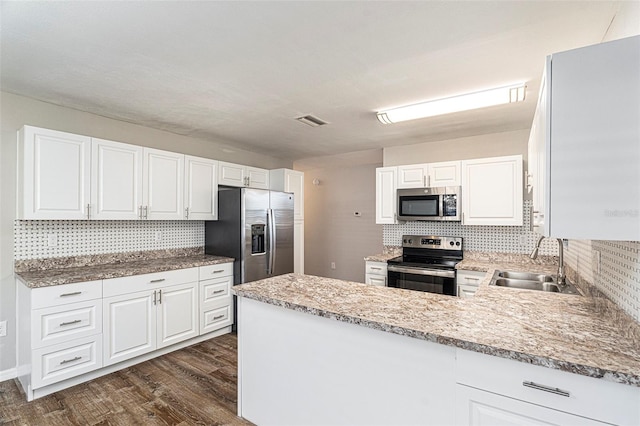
top-left (243, 189), bottom-right (270, 283)
top-left (269, 191), bottom-right (294, 276)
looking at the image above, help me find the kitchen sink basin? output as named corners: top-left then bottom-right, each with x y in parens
top-left (494, 278), bottom-right (560, 292)
top-left (490, 270), bottom-right (581, 295)
top-left (497, 271), bottom-right (554, 282)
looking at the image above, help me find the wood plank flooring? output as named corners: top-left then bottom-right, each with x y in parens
top-left (0, 333), bottom-right (252, 425)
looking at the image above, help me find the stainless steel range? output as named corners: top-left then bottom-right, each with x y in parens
top-left (387, 235), bottom-right (463, 296)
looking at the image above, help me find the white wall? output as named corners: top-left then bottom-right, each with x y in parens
top-left (0, 92), bottom-right (290, 374)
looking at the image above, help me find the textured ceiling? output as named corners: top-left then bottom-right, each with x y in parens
top-left (0, 1), bottom-right (620, 161)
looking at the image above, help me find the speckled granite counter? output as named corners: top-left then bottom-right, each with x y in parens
top-left (16, 253), bottom-right (234, 288)
top-left (233, 272), bottom-right (640, 387)
top-left (364, 246), bottom-right (401, 262)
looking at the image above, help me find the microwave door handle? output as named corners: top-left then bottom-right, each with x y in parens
top-left (439, 194), bottom-right (444, 217)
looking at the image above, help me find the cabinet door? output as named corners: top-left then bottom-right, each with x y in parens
top-left (375, 167), bottom-right (397, 224)
top-left (428, 161), bottom-right (461, 187)
top-left (457, 284), bottom-right (477, 298)
top-left (247, 166), bottom-right (270, 189)
top-left (103, 291), bottom-right (156, 366)
top-left (184, 155), bottom-right (217, 220)
top-left (531, 59), bottom-right (550, 236)
top-left (19, 126), bottom-right (91, 219)
top-left (143, 148), bottom-right (184, 220)
top-left (294, 219), bottom-right (304, 274)
top-left (218, 161), bottom-right (246, 187)
top-left (462, 156), bottom-right (523, 226)
top-left (91, 138), bottom-right (143, 220)
top-left (287, 170), bottom-right (304, 220)
top-left (157, 282), bottom-right (198, 349)
top-left (397, 164), bottom-right (428, 188)
top-left (456, 384), bottom-right (606, 426)
top-left (365, 275), bottom-right (386, 286)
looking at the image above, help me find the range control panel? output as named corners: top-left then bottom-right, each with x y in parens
top-left (401, 235), bottom-right (463, 250)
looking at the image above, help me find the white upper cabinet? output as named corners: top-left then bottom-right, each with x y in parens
top-left (18, 126), bottom-right (91, 219)
top-left (397, 161), bottom-right (461, 188)
top-left (91, 138), bottom-right (143, 220)
top-left (462, 155), bottom-right (523, 226)
top-left (219, 161), bottom-right (269, 189)
top-left (529, 62), bottom-right (550, 236)
top-left (184, 156), bottom-right (218, 220)
top-left (270, 168), bottom-right (304, 220)
top-left (376, 167), bottom-right (397, 224)
top-left (143, 148), bottom-right (184, 220)
top-left (529, 35), bottom-right (639, 240)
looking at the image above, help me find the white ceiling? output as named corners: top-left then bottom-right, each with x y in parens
top-left (0, 1), bottom-right (620, 161)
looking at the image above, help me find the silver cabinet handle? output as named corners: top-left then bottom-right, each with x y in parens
top-left (185, 207), bottom-right (190, 219)
top-left (465, 277), bottom-right (480, 282)
top-left (212, 269), bottom-right (225, 274)
top-left (60, 356), bottom-right (82, 365)
top-left (86, 204), bottom-right (91, 220)
top-left (60, 319), bottom-right (82, 326)
top-left (60, 291), bottom-right (82, 297)
top-left (213, 314), bottom-right (225, 320)
top-left (370, 267), bottom-right (382, 270)
top-left (139, 205), bottom-right (143, 220)
top-left (213, 289), bottom-right (225, 294)
top-left (144, 205), bottom-right (148, 219)
top-left (158, 289), bottom-right (162, 304)
top-left (523, 381), bottom-right (570, 397)
top-left (153, 290), bottom-right (157, 305)
top-left (150, 279), bottom-right (165, 283)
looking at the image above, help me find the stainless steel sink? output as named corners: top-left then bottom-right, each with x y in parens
top-left (490, 270), bottom-right (581, 295)
top-left (497, 271), bottom-right (554, 282)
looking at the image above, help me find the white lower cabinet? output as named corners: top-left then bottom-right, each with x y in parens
top-left (364, 261), bottom-right (387, 286)
top-left (456, 349), bottom-right (640, 426)
top-left (199, 263), bottom-right (234, 334)
top-left (103, 268), bottom-right (199, 366)
top-left (456, 269), bottom-right (485, 298)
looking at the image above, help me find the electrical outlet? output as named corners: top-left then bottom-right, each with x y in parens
top-left (331, 262), bottom-right (336, 270)
top-left (0, 320), bottom-right (7, 337)
top-left (155, 231), bottom-right (162, 242)
top-left (518, 235), bottom-right (527, 247)
top-left (47, 233), bottom-right (58, 247)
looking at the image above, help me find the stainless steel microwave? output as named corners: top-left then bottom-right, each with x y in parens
top-left (397, 186), bottom-right (461, 221)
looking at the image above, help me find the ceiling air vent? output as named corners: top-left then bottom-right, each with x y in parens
top-left (295, 115), bottom-right (329, 127)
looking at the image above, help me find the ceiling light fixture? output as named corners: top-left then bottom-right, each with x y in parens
top-left (376, 83), bottom-right (526, 124)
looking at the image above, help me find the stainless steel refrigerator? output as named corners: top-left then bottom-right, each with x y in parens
top-left (205, 187), bottom-right (294, 285)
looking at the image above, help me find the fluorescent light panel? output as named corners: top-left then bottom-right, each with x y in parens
top-left (377, 83), bottom-right (526, 124)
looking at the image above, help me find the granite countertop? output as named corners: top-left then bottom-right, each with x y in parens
top-left (233, 271), bottom-right (640, 387)
top-left (16, 254), bottom-right (234, 288)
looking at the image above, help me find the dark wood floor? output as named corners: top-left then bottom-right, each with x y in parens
top-left (0, 333), bottom-right (252, 425)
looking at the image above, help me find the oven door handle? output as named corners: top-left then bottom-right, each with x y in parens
top-left (387, 265), bottom-right (455, 278)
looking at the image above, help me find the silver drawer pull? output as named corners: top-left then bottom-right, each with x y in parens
top-left (523, 381), bottom-right (570, 397)
top-left (60, 291), bottom-right (82, 297)
top-left (213, 315), bottom-right (225, 320)
top-left (60, 319), bottom-right (82, 326)
top-left (465, 277), bottom-right (480, 281)
top-left (150, 279), bottom-right (166, 283)
top-left (370, 267), bottom-right (382, 270)
top-left (212, 269), bottom-right (225, 274)
top-left (213, 289), bottom-right (225, 294)
top-left (60, 356), bottom-right (82, 365)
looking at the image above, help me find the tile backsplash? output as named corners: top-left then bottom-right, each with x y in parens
top-left (383, 200), bottom-right (558, 256)
top-left (565, 239), bottom-right (639, 322)
top-left (14, 220), bottom-right (204, 260)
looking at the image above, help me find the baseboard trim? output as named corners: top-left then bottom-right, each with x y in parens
top-left (0, 367), bottom-right (18, 382)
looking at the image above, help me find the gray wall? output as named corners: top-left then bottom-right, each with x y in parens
top-left (0, 92), bottom-right (290, 374)
top-left (298, 161), bottom-right (382, 283)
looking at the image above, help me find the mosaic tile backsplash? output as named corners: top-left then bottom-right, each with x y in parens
top-left (14, 220), bottom-right (204, 260)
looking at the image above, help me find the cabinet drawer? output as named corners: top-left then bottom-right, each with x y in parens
top-left (103, 267), bottom-right (198, 297)
top-left (32, 335), bottom-right (102, 388)
top-left (456, 349), bottom-right (640, 425)
top-left (201, 276), bottom-right (232, 306)
top-left (365, 261), bottom-right (387, 276)
top-left (201, 305), bottom-right (232, 335)
top-left (31, 280), bottom-right (102, 310)
top-left (199, 263), bottom-right (233, 279)
top-left (455, 270), bottom-right (485, 287)
top-left (32, 300), bottom-right (102, 349)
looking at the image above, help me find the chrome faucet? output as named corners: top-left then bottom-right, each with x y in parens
top-left (530, 236), bottom-right (566, 286)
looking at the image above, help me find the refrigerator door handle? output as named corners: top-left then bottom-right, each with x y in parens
top-left (268, 208), bottom-right (276, 275)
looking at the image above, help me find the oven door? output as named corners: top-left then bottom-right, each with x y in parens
top-left (387, 265), bottom-right (456, 296)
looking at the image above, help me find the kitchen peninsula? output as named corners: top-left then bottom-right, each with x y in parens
top-left (234, 273), bottom-right (640, 425)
